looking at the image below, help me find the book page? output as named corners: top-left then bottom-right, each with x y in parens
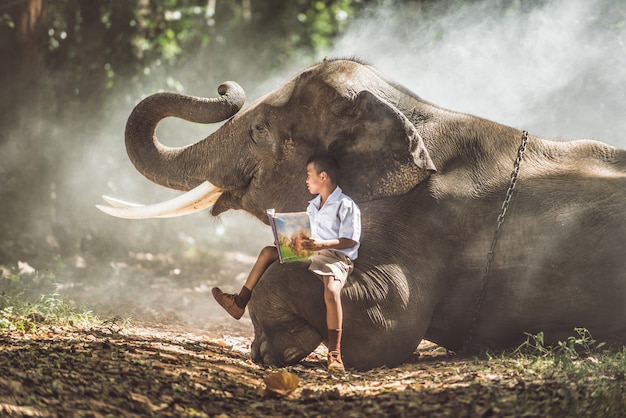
top-left (266, 210), bottom-right (313, 263)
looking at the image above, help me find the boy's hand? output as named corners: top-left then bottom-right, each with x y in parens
top-left (300, 237), bottom-right (321, 251)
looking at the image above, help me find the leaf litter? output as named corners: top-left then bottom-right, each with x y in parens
top-left (1, 250), bottom-right (624, 416)
top-left (1, 322), bottom-right (624, 417)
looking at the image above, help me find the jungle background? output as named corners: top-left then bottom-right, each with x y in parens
top-left (1, 0), bottom-right (626, 416)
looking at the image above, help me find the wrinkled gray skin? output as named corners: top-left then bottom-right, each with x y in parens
top-left (125, 59), bottom-right (626, 370)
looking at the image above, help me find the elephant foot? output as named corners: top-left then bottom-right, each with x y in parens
top-left (250, 318), bottom-right (322, 366)
top-left (246, 262), bottom-right (327, 366)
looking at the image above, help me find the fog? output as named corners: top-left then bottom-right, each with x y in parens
top-left (328, 0), bottom-right (625, 146)
top-left (4, 0), bottom-right (624, 327)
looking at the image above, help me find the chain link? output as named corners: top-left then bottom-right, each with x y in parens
top-left (462, 130), bottom-right (529, 354)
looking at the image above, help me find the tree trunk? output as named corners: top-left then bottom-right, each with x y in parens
top-left (0, 0), bottom-right (47, 145)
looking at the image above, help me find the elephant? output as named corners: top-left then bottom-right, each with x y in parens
top-left (98, 58), bottom-right (626, 370)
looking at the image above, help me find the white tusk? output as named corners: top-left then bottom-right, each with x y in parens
top-left (96, 181), bottom-right (222, 219)
top-left (101, 196), bottom-right (142, 208)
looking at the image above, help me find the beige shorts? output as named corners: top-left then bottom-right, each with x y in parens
top-left (308, 249), bottom-right (354, 284)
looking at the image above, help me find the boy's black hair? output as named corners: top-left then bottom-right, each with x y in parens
top-left (307, 154), bottom-right (339, 184)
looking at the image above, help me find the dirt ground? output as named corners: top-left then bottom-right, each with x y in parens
top-left (1, 248), bottom-right (625, 417)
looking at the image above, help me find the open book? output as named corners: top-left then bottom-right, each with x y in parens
top-left (266, 209), bottom-right (314, 263)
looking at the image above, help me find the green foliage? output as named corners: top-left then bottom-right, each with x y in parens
top-left (513, 328), bottom-right (610, 366)
top-left (0, 12), bottom-right (14, 28)
top-left (493, 329), bottom-right (626, 417)
top-left (294, 0), bottom-right (359, 50)
top-left (36, 0), bottom-right (368, 95)
top-left (0, 266), bottom-right (98, 332)
top-left (557, 328), bottom-right (607, 360)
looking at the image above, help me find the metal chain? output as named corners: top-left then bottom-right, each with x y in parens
top-left (462, 130), bottom-right (529, 354)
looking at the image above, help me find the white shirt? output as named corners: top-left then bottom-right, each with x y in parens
top-left (306, 186), bottom-right (361, 260)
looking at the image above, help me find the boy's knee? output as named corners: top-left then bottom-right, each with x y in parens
top-left (324, 277), bottom-right (342, 296)
top-left (260, 246), bottom-right (278, 259)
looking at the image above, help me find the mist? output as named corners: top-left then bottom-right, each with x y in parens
top-left (3, 0), bottom-right (624, 328)
top-left (328, 0), bottom-right (625, 146)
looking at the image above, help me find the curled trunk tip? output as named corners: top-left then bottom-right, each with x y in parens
top-left (124, 81), bottom-right (246, 190)
top-left (217, 81), bottom-right (246, 116)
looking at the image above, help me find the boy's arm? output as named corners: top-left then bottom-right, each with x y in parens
top-left (301, 237), bottom-right (357, 251)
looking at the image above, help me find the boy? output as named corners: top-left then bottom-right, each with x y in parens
top-left (212, 155), bottom-right (361, 371)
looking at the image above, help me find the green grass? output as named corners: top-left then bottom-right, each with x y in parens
top-left (486, 328), bottom-right (626, 417)
top-left (0, 264), bottom-right (99, 332)
top-left (510, 328), bottom-right (625, 368)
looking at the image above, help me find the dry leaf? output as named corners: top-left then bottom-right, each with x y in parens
top-left (216, 339), bottom-right (233, 349)
top-left (263, 371), bottom-right (299, 397)
top-left (17, 261), bottom-right (36, 274)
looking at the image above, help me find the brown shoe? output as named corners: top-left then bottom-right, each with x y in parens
top-left (327, 351), bottom-right (345, 371)
top-left (212, 287), bottom-right (245, 320)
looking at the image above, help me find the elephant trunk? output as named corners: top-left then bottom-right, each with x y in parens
top-left (125, 82), bottom-right (245, 191)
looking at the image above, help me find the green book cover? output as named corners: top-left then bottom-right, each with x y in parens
top-left (266, 209), bottom-right (314, 263)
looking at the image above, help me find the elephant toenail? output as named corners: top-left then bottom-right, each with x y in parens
top-left (283, 347), bottom-right (301, 363)
top-left (260, 340), bottom-right (269, 354)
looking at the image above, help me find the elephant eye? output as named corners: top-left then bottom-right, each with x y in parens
top-left (250, 122), bottom-right (269, 144)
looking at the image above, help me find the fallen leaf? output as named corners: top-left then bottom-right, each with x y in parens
top-left (263, 371), bottom-right (299, 397)
top-left (17, 261), bottom-right (36, 274)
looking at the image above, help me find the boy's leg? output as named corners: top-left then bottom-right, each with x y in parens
top-left (323, 275), bottom-right (343, 330)
top-left (212, 246), bottom-right (278, 319)
top-left (323, 275), bottom-right (345, 371)
top-left (243, 246), bottom-right (280, 292)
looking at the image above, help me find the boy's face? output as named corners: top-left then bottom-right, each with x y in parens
top-left (306, 162), bottom-right (325, 195)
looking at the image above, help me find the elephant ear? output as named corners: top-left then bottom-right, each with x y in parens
top-left (327, 90), bottom-right (436, 201)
